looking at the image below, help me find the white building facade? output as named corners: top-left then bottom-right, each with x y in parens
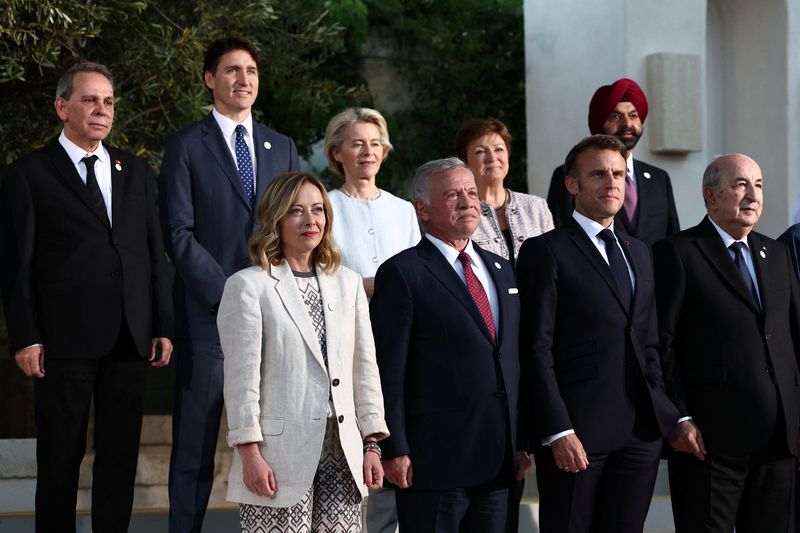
top-left (524, 0), bottom-right (800, 237)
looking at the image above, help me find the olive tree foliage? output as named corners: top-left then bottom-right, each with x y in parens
top-left (0, 0), bottom-right (368, 166)
top-left (360, 0), bottom-right (527, 193)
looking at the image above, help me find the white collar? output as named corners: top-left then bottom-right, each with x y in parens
top-left (58, 130), bottom-right (109, 166)
top-left (425, 233), bottom-right (481, 267)
top-left (212, 108), bottom-right (254, 140)
top-left (708, 216), bottom-right (750, 249)
top-left (572, 210), bottom-right (616, 241)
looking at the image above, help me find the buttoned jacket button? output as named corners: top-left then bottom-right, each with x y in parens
top-left (332, 379), bottom-right (340, 387)
top-left (338, 415), bottom-right (344, 423)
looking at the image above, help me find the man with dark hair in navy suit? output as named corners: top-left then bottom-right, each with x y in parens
top-left (518, 134), bottom-right (687, 533)
top-left (371, 157), bottom-right (527, 533)
top-left (159, 36), bottom-right (300, 532)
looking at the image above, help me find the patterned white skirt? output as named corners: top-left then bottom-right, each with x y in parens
top-left (239, 418), bottom-right (363, 532)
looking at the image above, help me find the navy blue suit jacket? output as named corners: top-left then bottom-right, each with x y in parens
top-left (778, 223), bottom-right (800, 282)
top-left (517, 218), bottom-right (679, 452)
top-left (370, 237), bottom-right (521, 490)
top-left (159, 113), bottom-right (299, 345)
top-left (547, 160), bottom-right (680, 246)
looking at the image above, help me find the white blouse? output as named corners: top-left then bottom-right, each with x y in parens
top-left (329, 188), bottom-right (421, 277)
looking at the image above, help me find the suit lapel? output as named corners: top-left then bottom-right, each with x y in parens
top-left (253, 124), bottom-right (274, 203)
top-left (317, 266), bottom-right (341, 371)
top-left (631, 159), bottom-right (652, 233)
top-left (694, 217), bottom-right (761, 312)
top-left (46, 140), bottom-right (110, 228)
top-left (618, 231), bottom-right (645, 313)
top-left (271, 261), bottom-right (328, 372)
top-left (107, 145), bottom-right (124, 227)
top-left (565, 218), bottom-right (630, 314)
top-left (475, 245), bottom-right (506, 343)
top-left (419, 239), bottom-right (496, 344)
top-left (748, 232), bottom-right (770, 312)
top-left (200, 114), bottom-right (251, 209)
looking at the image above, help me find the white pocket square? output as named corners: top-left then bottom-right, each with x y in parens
top-left (508, 288), bottom-right (519, 294)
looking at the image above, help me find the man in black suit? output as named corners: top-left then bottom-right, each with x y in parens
top-left (158, 37), bottom-right (300, 532)
top-left (779, 223), bottom-right (800, 281)
top-left (517, 135), bottom-right (690, 533)
top-left (0, 62), bottom-right (173, 532)
top-left (654, 154), bottom-right (800, 533)
top-left (546, 78), bottom-right (680, 245)
top-left (778, 222), bottom-right (800, 533)
top-left (370, 157), bottom-right (527, 532)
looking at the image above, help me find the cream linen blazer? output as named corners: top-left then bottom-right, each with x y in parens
top-left (218, 261), bottom-right (389, 507)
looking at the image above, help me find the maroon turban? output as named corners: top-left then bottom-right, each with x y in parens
top-left (587, 78), bottom-right (648, 134)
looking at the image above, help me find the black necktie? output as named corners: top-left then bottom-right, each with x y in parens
top-left (729, 241), bottom-right (760, 308)
top-left (81, 155), bottom-right (109, 224)
top-left (597, 228), bottom-right (632, 310)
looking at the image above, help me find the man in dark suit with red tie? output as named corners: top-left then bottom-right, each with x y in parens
top-left (654, 154), bottom-right (800, 533)
top-left (0, 62), bottom-right (174, 532)
top-left (547, 78), bottom-right (680, 245)
top-left (517, 135), bottom-right (689, 533)
top-left (370, 157), bottom-right (527, 532)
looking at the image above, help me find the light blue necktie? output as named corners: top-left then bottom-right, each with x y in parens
top-left (235, 124), bottom-right (255, 207)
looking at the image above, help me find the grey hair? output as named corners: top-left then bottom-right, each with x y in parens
top-left (323, 107), bottom-right (393, 179)
top-left (411, 157), bottom-right (474, 204)
top-left (55, 62), bottom-right (114, 100)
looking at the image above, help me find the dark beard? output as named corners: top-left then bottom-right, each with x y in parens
top-left (615, 127), bottom-right (640, 150)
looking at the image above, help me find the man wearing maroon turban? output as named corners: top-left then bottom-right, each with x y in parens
top-left (546, 78), bottom-right (680, 246)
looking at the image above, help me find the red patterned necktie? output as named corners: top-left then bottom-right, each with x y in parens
top-left (458, 252), bottom-right (496, 340)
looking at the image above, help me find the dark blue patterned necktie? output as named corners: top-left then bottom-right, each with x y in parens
top-left (234, 124), bottom-right (255, 208)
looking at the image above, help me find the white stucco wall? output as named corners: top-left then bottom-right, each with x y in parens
top-left (524, 0), bottom-right (798, 237)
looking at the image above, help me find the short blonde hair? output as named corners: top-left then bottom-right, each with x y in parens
top-left (323, 107), bottom-right (393, 179)
top-left (248, 172), bottom-right (341, 273)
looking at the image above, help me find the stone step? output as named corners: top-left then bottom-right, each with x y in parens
top-left (0, 503), bottom-right (675, 533)
top-left (0, 415), bottom-right (677, 530)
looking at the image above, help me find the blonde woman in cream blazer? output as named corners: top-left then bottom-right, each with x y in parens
top-left (218, 172), bottom-right (388, 532)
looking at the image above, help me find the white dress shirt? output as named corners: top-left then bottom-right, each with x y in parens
top-left (425, 234), bottom-right (500, 334)
top-left (59, 131), bottom-right (113, 225)
top-left (212, 108), bottom-right (256, 173)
